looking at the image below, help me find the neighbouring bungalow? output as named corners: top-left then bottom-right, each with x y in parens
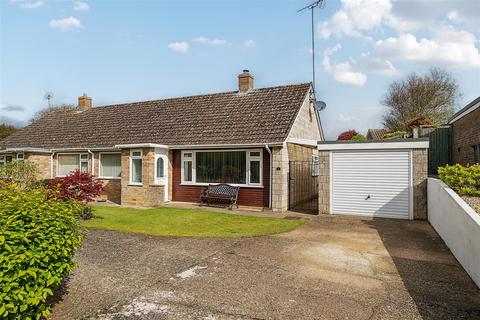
top-left (0, 71), bottom-right (324, 211)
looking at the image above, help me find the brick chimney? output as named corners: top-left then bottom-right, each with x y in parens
top-left (238, 70), bottom-right (254, 92)
top-left (77, 93), bottom-right (92, 110)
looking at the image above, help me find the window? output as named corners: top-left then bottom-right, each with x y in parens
top-left (248, 151), bottom-right (261, 185)
top-left (181, 149), bottom-right (263, 186)
top-left (100, 153), bottom-right (121, 178)
top-left (311, 155), bottom-right (319, 177)
top-left (0, 156), bottom-right (6, 166)
top-left (182, 152), bottom-right (193, 182)
top-left (473, 144), bottom-right (480, 164)
top-left (129, 150), bottom-right (143, 184)
top-left (57, 154), bottom-right (89, 176)
top-left (156, 157), bottom-right (164, 178)
top-left (16, 153), bottom-right (25, 161)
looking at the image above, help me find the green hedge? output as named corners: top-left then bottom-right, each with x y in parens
top-left (0, 183), bottom-right (83, 319)
top-left (438, 164), bottom-right (480, 197)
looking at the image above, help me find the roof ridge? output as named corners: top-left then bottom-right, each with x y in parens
top-left (94, 82), bottom-right (311, 109)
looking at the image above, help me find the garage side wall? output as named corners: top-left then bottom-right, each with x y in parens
top-left (318, 151), bottom-right (330, 214)
top-left (413, 149), bottom-right (428, 219)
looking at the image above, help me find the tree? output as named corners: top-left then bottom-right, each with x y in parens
top-left (30, 103), bottom-right (76, 123)
top-left (382, 68), bottom-right (460, 131)
top-left (0, 124), bottom-right (17, 140)
top-left (337, 129), bottom-right (359, 140)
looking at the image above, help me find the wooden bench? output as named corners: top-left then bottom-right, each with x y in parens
top-left (200, 184), bottom-right (240, 209)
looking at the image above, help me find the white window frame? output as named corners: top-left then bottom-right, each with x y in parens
top-left (56, 153), bottom-right (89, 177)
top-left (99, 152), bottom-right (122, 179)
top-left (0, 155), bottom-right (5, 166)
top-left (129, 149), bottom-right (143, 185)
top-left (16, 153), bottom-right (25, 161)
top-left (181, 149), bottom-right (263, 187)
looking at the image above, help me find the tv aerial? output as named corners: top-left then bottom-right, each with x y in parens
top-left (44, 91), bottom-right (54, 108)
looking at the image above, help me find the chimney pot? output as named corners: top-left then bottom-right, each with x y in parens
top-left (78, 94), bottom-right (92, 110)
top-left (238, 70), bottom-right (254, 93)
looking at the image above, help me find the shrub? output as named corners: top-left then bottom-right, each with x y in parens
top-left (0, 183), bottom-right (83, 319)
top-left (351, 134), bottom-right (367, 141)
top-left (0, 161), bottom-right (39, 190)
top-left (45, 170), bottom-right (103, 202)
top-left (337, 130), bottom-right (359, 140)
top-left (438, 164), bottom-right (480, 196)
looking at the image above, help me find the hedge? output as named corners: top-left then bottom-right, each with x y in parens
top-left (438, 164), bottom-right (480, 197)
top-left (0, 183), bottom-right (83, 319)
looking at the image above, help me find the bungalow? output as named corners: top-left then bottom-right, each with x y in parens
top-left (0, 71), bottom-right (324, 211)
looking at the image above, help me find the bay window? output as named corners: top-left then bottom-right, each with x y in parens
top-left (181, 149), bottom-right (263, 186)
top-left (100, 153), bottom-right (121, 179)
top-left (57, 153), bottom-right (89, 177)
top-left (129, 150), bottom-right (143, 185)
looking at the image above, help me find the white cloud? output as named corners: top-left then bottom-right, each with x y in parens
top-left (322, 44), bottom-right (367, 87)
top-left (168, 42), bottom-right (189, 53)
top-left (20, 1), bottom-right (43, 9)
top-left (73, 1), bottom-right (89, 12)
top-left (375, 26), bottom-right (480, 68)
top-left (243, 39), bottom-right (255, 49)
top-left (337, 114), bottom-right (359, 123)
top-left (193, 37), bottom-right (229, 46)
top-left (356, 53), bottom-right (399, 76)
top-left (319, 0), bottom-right (392, 39)
top-left (49, 16), bottom-right (83, 31)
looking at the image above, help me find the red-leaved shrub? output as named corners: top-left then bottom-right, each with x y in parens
top-left (337, 129), bottom-right (359, 140)
top-left (46, 170), bottom-right (103, 202)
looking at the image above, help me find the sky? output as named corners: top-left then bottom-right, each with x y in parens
top-left (1, 0), bottom-right (479, 139)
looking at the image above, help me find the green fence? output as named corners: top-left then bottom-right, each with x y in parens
top-left (425, 127), bottom-right (452, 175)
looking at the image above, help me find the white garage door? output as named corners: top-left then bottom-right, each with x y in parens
top-left (331, 150), bottom-right (411, 219)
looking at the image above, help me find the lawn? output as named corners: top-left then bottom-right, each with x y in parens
top-left (82, 205), bottom-right (305, 237)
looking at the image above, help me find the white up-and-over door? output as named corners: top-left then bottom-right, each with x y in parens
top-left (331, 150), bottom-right (411, 219)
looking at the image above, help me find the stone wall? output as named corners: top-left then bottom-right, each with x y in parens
top-left (452, 107), bottom-right (480, 165)
top-left (412, 149), bottom-right (428, 219)
top-left (271, 145), bottom-right (289, 211)
top-left (25, 153), bottom-right (51, 179)
top-left (120, 148), bottom-right (164, 207)
top-left (318, 151), bottom-right (330, 214)
top-left (287, 94), bottom-right (322, 141)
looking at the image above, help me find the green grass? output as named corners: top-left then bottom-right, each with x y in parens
top-left (82, 205), bottom-right (305, 238)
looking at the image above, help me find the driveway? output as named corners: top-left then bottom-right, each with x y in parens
top-left (50, 215), bottom-right (480, 320)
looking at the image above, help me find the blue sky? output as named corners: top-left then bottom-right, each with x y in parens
top-left (1, 0), bottom-right (479, 139)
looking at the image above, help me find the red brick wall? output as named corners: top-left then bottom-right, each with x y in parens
top-left (452, 107), bottom-right (480, 165)
top-left (171, 149), bottom-right (270, 207)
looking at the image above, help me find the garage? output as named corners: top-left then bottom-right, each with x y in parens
top-left (317, 139), bottom-right (430, 220)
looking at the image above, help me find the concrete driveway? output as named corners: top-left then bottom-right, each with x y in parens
top-left (50, 215), bottom-right (480, 320)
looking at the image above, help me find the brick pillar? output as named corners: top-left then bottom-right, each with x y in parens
top-left (318, 151), bottom-right (330, 214)
top-left (271, 145), bottom-right (289, 211)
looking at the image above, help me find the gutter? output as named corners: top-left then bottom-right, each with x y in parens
top-left (170, 142), bottom-right (284, 150)
top-left (265, 144), bottom-right (273, 209)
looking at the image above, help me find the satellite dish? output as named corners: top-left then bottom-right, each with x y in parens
top-left (315, 100), bottom-right (326, 111)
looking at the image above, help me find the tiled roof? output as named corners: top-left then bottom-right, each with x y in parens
top-left (448, 96), bottom-right (480, 124)
top-left (1, 83), bottom-right (311, 150)
top-left (366, 129), bottom-right (387, 140)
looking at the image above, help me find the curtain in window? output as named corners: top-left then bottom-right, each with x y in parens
top-left (196, 151), bottom-right (246, 184)
top-left (58, 154), bottom-right (79, 176)
top-left (101, 154), bottom-right (121, 178)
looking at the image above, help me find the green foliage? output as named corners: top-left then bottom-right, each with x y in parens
top-left (438, 164), bottom-right (480, 196)
top-left (0, 161), bottom-right (40, 190)
top-left (384, 131), bottom-right (408, 139)
top-left (351, 134), bottom-right (367, 141)
top-left (0, 183), bottom-right (83, 319)
top-left (0, 124), bottom-right (18, 140)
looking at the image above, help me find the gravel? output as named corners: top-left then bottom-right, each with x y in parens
top-left (462, 196), bottom-right (480, 214)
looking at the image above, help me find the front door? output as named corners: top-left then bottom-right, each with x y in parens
top-left (155, 154), bottom-right (169, 202)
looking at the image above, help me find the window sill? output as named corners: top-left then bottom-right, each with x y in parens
top-left (128, 183), bottom-right (143, 187)
top-left (98, 177), bottom-right (121, 180)
top-left (180, 183), bottom-right (264, 188)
